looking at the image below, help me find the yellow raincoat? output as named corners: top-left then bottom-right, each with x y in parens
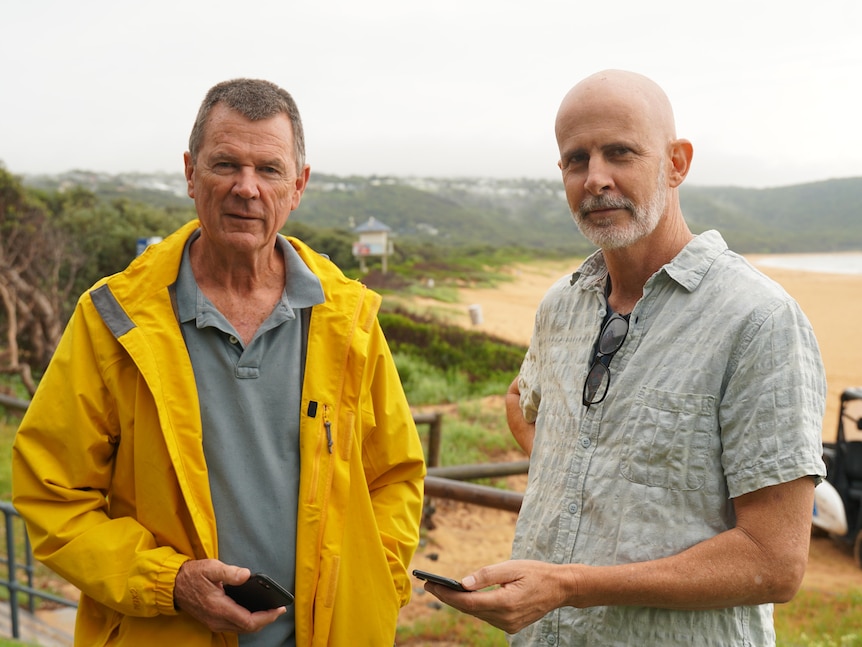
top-left (12, 220), bottom-right (426, 646)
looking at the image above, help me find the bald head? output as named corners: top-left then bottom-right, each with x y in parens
top-left (553, 69), bottom-right (694, 252)
top-left (556, 70), bottom-right (677, 148)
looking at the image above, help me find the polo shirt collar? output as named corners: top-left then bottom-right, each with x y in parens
top-left (175, 229), bottom-right (325, 326)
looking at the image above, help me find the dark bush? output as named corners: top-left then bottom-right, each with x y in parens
top-left (378, 308), bottom-right (527, 384)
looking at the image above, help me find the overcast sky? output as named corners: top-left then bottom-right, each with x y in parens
top-left (3, 0), bottom-right (860, 188)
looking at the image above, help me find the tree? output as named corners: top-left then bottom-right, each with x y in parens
top-left (0, 166), bottom-right (85, 394)
top-left (0, 168), bottom-right (196, 396)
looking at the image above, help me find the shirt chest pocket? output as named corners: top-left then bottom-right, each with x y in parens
top-left (620, 387), bottom-right (718, 491)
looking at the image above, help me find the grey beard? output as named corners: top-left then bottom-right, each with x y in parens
top-left (574, 173), bottom-right (667, 250)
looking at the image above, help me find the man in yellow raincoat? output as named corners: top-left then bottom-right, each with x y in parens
top-left (12, 78), bottom-right (426, 646)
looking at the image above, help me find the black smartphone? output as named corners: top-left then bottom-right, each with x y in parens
top-left (224, 573), bottom-right (295, 612)
top-left (412, 568), bottom-right (468, 592)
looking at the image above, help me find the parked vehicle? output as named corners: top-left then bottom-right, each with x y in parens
top-left (812, 387), bottom-right (862, 567)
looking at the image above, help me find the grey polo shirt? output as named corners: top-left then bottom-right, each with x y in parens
top-left (176, 230), bottom-right (324, 647)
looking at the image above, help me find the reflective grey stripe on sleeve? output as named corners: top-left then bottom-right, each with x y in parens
top-left (90, 284), bottom-right (136, 338)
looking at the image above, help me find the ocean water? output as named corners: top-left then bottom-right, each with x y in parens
top-left (752, 252), bottom-right (862, 275)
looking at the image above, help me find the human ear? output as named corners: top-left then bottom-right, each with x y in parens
top-left (667, 139), bottom-right (693, 187)
top-left (289, 165), bottom-right (312, 211)
top-left (183, 151), bottom-right (196, 199)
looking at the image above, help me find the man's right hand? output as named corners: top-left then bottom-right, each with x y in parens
top-left (173, 559), bottom-right (286, 634)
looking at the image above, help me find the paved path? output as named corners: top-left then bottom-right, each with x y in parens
top-left (0, 600), bottom-right (74, 647)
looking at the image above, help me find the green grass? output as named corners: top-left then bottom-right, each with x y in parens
top-left (394, 353), bottom-right (474, 407)
top-left (403, 283), bottom-right (462, 303)
top-left (0, 418), bottom-right (16, 500)
top-left (775, 589), bottom-right (862, 646)
top-left (397, 604), bottom-right (507, 646)
top-left (394, 353), bottom-right (516, 409)
top-left (429, 400), bottom-right (516, 466)
top-left (414, 399), bottom-right (519, 475)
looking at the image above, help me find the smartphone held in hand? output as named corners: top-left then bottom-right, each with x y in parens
top-left (225, 573), bottom-right (295, 612)
top-left (412, 569), bottom-right (468, 592)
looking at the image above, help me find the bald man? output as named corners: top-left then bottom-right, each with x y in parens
top-left (424, 70), bottom-right (826, 646)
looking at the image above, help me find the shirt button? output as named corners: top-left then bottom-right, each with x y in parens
top-left (568, 503), bottom-right (578, 514)
top-left (546, 634), bottom-right (557, 645)
top-left (228, 335), bottom-right (239, 344)
top-left (581, 437), bottom-right (591, 448)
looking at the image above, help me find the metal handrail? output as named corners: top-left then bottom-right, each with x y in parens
top-left (415, 412), bottom-right (528, 519)
top-left (0, 501), bottom-right (77, 639)
top-left (0, 394), bottom-right (29, 412)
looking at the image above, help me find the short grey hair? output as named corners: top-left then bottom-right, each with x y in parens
top-left (188, 78), bottom-right (306, 173)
